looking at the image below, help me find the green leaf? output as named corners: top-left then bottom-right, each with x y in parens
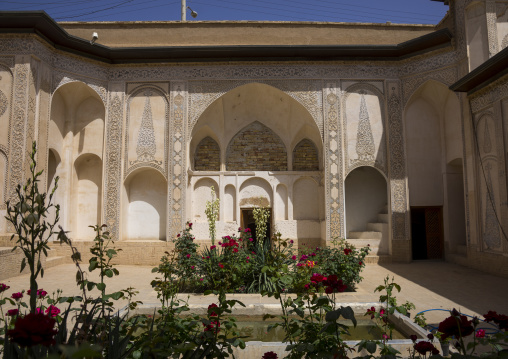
top-left (365, 341), bottom-right (377, 354)
top-left (96, 282), bottom-right (106, 291)
top-left (340, 306), bottom-right (357, 327)
top-left (104, 269), bottom-right (113, 278)
top-left (325, 308), bottom-right (342, 322)
top-left (20, 257), bottom-right (26, 273)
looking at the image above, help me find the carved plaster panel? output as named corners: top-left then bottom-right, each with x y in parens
top-left (343, 82), bottom-right (387, 175)
top-left (169, 82), bottom-right (187, 240)
top-left (188, 80), bottom-right (323, 138)
top-left (36, 64), bottom-right (52, 192)
top-left (7, 59), bottom-right (29, 206)
top-left (124, 85), bottom-right (169, 179)
top-left (402, 66), bottom-right (458, 104)
top-left (387, 81), bottom-right (409, 241)
top-left (52, 70), bottom-right (108, 104)
top-left (104, 84), bottom-right (125, 240)
top-left (487, 0), bottom-right (500, 57)
top-left (471, 75), bottom-right (508, 113)
top-left (323, 83), bottom-right (344, 239)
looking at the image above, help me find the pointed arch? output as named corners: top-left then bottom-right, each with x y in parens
top-left (194, 136), bottom-right (220, 171)
top-left (292, 139), bottom-right (319, 171)
top-left (226, 121), bottom-right (287, 171)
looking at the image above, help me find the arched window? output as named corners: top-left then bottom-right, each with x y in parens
top-left (292, 139), bottom-right (319, 171)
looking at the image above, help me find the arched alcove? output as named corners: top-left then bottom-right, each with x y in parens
top-left (239, 177), bottom-right (273, 208)
top-left (275, 184), bottom-right (288, 220)
top-left (123, 168), bottom-right (167, 241)
top-left (224, 185), bottom-right (236, 222)
top-left (405, 82), bottom-right (445, 207)
top-left (73, 154), bottom-right (102, 239)
top-left (50, 81), bottom-right (105, 232)
top-left (193, 178), bottom-right (219, 221)
top-left (292, 139), bottom-right (319, 171)
top-left (226, 121), bottom-right (287, 171)
top-left (194, 136), bottom-right (220, 171)
top-left (345, 166), bottom-right (387, 234)
top-left (47, 149), bottom-right (61, 192)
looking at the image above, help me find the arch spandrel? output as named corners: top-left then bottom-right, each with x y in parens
top-left (189, 80), bottom-right (323, 138)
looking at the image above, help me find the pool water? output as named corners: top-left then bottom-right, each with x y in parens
top-left (233, 316), bottom-right (406, 342)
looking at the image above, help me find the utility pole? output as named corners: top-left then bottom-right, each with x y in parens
top-left (181, 0), bottom-right (186, 21)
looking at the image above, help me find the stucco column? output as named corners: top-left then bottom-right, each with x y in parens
top-left (323, 83), bottom-right (344, 240)
top-left (168, 81), bottom-right (188, 240)
top-left (103, 82), bottom-right (125, 240)
top-left (6, 56), bottom-right (35, 231)
top-left (35, 63), bottom-right (52, 193)
top-left (386, 81), bottom-right (411, 261)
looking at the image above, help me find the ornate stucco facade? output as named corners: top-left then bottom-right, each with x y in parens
top-left (1, 0), bottom-right (508, 277)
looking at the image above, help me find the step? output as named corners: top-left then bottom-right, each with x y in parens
top-left (367, 222), bottom-right (388, 232)
top-left (364, 255), bottom-right (392, 264)
top-left (348, 231), bottom-right (382, 239)
top-left (377, 213), bottom-right (389, 223)
top-left (45, 256), bottom-right (67, 268)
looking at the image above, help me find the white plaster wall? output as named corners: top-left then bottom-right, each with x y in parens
top-left (275, 184), bottom-right (288, 220)
top-left (193, 178), bottom-right (219, 221)
top-left (0, 209), bottom-right (5, 234)
top-left (48, 92), bottom-right (66, 159)
top-left (224, 184), bottom-right (236, 222)
top-left (192, 221), bottom-right (239, 241)
top-left (345, 166), bottom-right (387, 234)
top-left (445, 161), bottom-right (467, 247)
top-left (293, 178), bottom-right (319, 220)
top-left (444, 94), bottom-right (463, 164)
top-left (405, 98), bottom-right (444, 206)
top-left (466, 2), bottom-right (489, 70)
top-left (273, 219), bottom-right (320, 240)
top-left (74, 155), bottom-right (102, 240)
top-left (124, 169), bottom-right (167, 240)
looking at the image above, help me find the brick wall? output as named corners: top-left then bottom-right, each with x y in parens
top-left (226, 122), bottom-right (287, 171)
top-left (293, 139), bottom-right (319, 171)
top-left (194, 136), bottom-right (220, 171)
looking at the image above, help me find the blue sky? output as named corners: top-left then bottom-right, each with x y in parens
top-left (0, 0), bottom-right (449, 24)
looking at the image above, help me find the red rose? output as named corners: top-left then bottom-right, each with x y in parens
top-left (7, 313), bottom-right (58, 347)
top-left (218, 263), bottom-right (224, 269)
top-left (438, 312), bottom-right (474, 340)
top-left (414, 341), bottom-right (439, 355)
top-left (208, 303), bottom-right (218, 317)
top-left (262, 351), bottom-right (278, 359)
top-left (484, 311), bottom-right (508, 331)
top-left (344, 248), bottom-right (352, 255)
top-left (410, 334), bottom-right (417, 342)
top-left (7, 309), bottom-right (19, 316)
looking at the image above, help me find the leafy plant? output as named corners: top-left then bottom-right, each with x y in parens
top-left (205, 186), bottom-right (220, 246)
top-left (253, 205), bottom-right (270, 244)
top-left (5, 142), bottom-right (61, 314)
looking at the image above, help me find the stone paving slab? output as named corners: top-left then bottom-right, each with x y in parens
top-left (1, 261), bottom-right (507, 327)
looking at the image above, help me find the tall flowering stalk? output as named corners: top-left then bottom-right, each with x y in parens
top-left (205, 186), bottom-right (220, 245)
top-left (253, 205), bottom-right (270, 244)
top-left (5, 142), bottom-right (60, 314)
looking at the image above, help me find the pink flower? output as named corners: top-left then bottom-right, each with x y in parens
top-left (249, 238), bottom-right (253, 242)
top-left (476, 329), bottom-right (486, 338)
top-left (246, 260), bottom-right (249, 263)
top-left (191, 266), bottom-right (195, 269)
top-left (186, 254), bottom-right (191, 258)
top-left (208, 303), bottom-right (218, 317)
top-left (188, 223), bottom-right (193, 228)
top-left (382, 333), bottom-right (389, 340)
top-left (177, 233), bottom-right (181, 237)
top-left (199, 278), bottom-right (204, 281)
top-left (359, 261), bottom-right (363, 265)
top-left (292, 255), bottom-right (297, 260)
top-left (238, 227), bottom-right (242, 231)
top-left (252, 251), bottom-right (256, 254)
top-left (211, 245), bottom-right (216, 250)
top-left (289, 240), bottom-right (294, 244)
top-left (218, 263), bottom-right (224, 269)
top-left (206, 256), bottom-right (210, 259)
top-left (45, 305), bottom-right (60, 317)
top-left (0, 283), bottom-right (10, 293)
top-left (7, 309), bottom-right (18, 316)
top-left (11, 292), bottom-right (23, 301)
top-left (246, 256), bottom-right (250, 260)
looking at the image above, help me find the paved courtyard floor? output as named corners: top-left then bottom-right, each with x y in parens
top-left (2, 261), bottom-right (507, 326)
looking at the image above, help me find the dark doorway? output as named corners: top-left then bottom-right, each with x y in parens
top-left (241, 208), bottom-right (271, 242)
top-left (411, 207), bottom-right (443, 260)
